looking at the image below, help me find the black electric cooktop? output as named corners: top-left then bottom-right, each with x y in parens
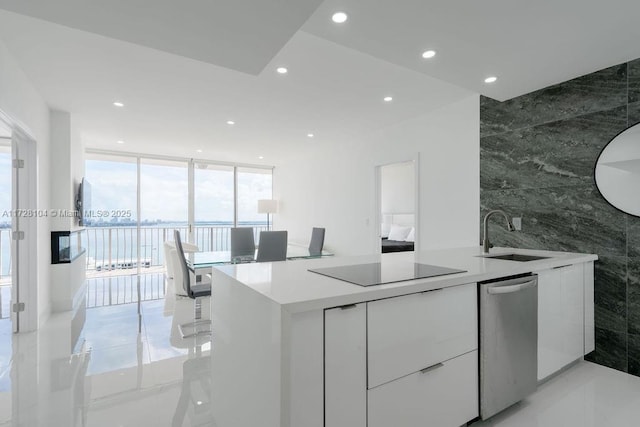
top-left (308, 262), bottom-right (466, 287)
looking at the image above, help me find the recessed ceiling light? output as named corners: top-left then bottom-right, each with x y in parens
top-left (421, 50), bottom-right (436, 59)
top-left (307, 133), bottom-right (314, 138)
top-left (196, 149), bottom-right (203, 153)
top-left (226, 120), bottom-right (235, 125)
top-left (484, 76), bottom-right (498, 84)
top-left (276, 67), bottom-right (288, 74)
top-left (258, 156), bottom-right (264, 160)
top-left (116, 140), bottom-right (124, 144)
top-left (113, 101), bottom-right (124, 107)
top-left (383, 96), bottom-right (393, 102)
top-left (332, 12), bottom-right (348, 23)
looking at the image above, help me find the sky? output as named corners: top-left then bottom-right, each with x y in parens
top-left (85, 159), bottom-right (272, 223)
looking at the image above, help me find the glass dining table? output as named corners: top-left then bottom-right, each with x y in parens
top-left (188, 245), bottom-right (333, 268)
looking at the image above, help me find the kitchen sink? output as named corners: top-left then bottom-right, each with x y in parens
top-left (481, 253), bottom-right (550, 262)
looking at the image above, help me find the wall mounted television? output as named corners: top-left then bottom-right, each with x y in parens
top-left (75, 177), bottom-right (91, 227)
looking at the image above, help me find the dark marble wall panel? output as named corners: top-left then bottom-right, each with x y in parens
top-left (628, 334), bottom-right (640, 376)
top-left (482, 185), bottom-right (626, 256)
top-left (585, 327), bottom-right (628, 372)
top-left (480, 64), bottom-right (627, 137)
top-left (628, 101), bottom-right (640, 127)
top-left (628, 59), bottom-right (640, 104)
top-left (594, 256), bottom-right (627, 333)
top-left (627, 258), bottom-right (640, 335)
top-left (480, 58), bottom-right (640, 377)
top-left (481, 106), bottom-right (627, 191)
top-left (628, 216), bottom-right (640, 258)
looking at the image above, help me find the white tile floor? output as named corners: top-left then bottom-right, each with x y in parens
top-left (471, 360), bottom-right (640, 427)
top-left (0, 274), bottom-right (211, 427)
top-left (1, 274), bottom-right (640, 426)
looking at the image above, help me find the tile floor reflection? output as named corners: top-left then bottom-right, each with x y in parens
top-left (0, 273), bottom-right (211, 427)
top-left (2, 273), bottom-right (640, 426)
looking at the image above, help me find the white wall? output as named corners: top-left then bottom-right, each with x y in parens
top-left (50, 110), bottom-right (85, 232)
top-left (50, 110), bottom-right (86, 312)
top-left (274, 95), bottom-right (479, 255)
top-left (0, 38), bottom-right (51, 326)
top-left (381, 161), bottom-right (414, 214)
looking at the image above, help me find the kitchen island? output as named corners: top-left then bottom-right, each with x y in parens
top-left (209, 246), bottom-right (597, 427)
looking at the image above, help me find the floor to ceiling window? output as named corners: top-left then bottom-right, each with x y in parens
top-left (0, 144), bottom-right (11, 321)
top-left (84, 152), bottom-right (272, 278)
top-left (0, 142), bottom-right (11, 423)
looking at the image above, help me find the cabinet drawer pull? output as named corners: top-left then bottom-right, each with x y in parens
top-left (553, 264), bottom-right (572, 270)
top-left (422, 288), bottom-right (444, 294)
top-left (340, 304), bottom-right (357, 310)
top-left (420, 362), bottom-right (444, 374)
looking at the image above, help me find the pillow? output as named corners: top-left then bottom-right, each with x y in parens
top-left (405, 227), bottom-right (415, 242)
top-left (381, 223), bottom-right (391, 238)
top-left (387, 224), bottom-right (412, 241)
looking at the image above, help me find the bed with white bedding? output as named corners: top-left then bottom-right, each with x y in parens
top-left (381, 213), bottom-right (415, 253)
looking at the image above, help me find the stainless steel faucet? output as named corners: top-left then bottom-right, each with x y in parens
top-left (482, 210), bottom-right (515, 254)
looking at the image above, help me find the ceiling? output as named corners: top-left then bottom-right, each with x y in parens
top-left (0, 1), bottom-right (639, 163)
top-left (303, 0), bottom-right (640, 101)
top-left (0, 0), bottom-right (324, 75)
top-left (0, 10), bottom-right (471, 164)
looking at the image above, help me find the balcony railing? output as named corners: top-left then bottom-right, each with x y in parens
top-left (86, 273), bottom-right (166, 308)
top-left (84, 224), bottom-right (268, 272)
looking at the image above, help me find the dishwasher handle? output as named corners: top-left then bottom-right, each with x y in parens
top-left (487, 279), bottom-right (537, 295)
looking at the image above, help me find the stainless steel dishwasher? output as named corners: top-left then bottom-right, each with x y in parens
top-left (479, 274), bottom-right (538, 420)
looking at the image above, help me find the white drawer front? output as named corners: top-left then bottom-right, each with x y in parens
top-left (368, 350), bottom-right (479, 427)
top-left (367, 282), bottom-right (477, 388)
top-left (325, 304), bottom-right (367, 427)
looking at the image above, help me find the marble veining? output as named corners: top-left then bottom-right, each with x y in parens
top-left (593, 256), bottom-right (627, 333)
top-left (481, 106), bottom-right (627, 190)
top-left (481, 57), bottom-right (640, 377)
top-left (481, 185), bottom-right (626, 256)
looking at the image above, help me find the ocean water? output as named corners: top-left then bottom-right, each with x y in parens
top-left (0, 222), bottom-right (267, 276)
top-left (83, 222), bottom-right (266, 269)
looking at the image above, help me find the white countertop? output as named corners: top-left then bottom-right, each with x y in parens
top-left (211, 246), bottom-right (598, 313)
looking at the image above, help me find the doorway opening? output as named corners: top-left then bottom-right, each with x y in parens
top-left (376, 160), bottom-right (418, 254)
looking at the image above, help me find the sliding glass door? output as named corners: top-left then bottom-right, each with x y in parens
top-left (237, 167), bottom-right (272, 243)
top-left (140, 158), bottom-right (189, 267)
top-left (193, 163), bottom-right (234, 251)
top-left (84, 154), bottom-right (138, 273)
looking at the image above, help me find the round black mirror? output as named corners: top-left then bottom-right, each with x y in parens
top-left (595, 123), bottom-right (640, 216)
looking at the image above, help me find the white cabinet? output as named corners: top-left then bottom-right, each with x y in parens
top-left (537, 263), bottom-right (586, 381)
top-left (325, 304), bottom-right (367, 427)
top-left (368, 350), bottom-right (478, 427)
top-left (584, 261), bottom-right (595, 354)
top-left (324, 283), bottom-right (478, 427)
top-left (367, 283), bottom-right (477, 388)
